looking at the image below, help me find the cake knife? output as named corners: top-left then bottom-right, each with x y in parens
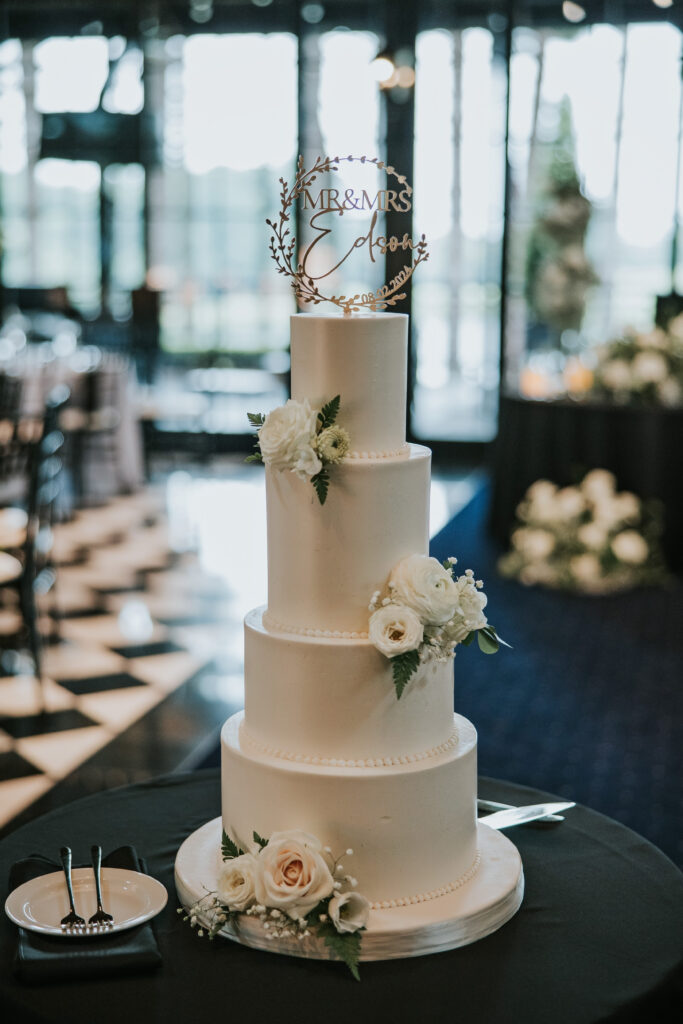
top-left (478, 801), bottom-right (575, 829)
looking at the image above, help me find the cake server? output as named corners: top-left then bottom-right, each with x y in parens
top-left (479, 802), bottom-right (575, 829)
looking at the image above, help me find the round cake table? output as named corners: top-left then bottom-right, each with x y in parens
top-left (1, 770), bottom-right (681, 1024)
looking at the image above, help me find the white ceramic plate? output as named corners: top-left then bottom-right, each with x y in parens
top-left (4, 867), bottom-right (168, 937)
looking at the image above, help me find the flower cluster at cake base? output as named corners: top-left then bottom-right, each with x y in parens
top-left (246, 395), bottom-right (349, 505)
top-left (179, 828), bottom-right (369, 979)
top-left (497, 470), bottom-right (668, 594)
top-left (368, 554), bottom-right (508, 698)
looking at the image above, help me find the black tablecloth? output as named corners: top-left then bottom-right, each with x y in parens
top-left (490, 395), bottom-right (683, 571)
top-left (1, 770), bottom-right (682, 1024)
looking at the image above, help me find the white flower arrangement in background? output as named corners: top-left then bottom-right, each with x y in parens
top-left (498, 470), bottom-right (667, 594)
top-left (181, 827), bottom-right (369, 979)
top-left (246, 395), bottom-right (350, 505)
top-left (590, 320), bottom-right (683, 406)
top-left (368, 554), bottom-right (508, 698)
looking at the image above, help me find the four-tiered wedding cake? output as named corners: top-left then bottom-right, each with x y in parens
top-left (175, 310), bottom-right (523, 969)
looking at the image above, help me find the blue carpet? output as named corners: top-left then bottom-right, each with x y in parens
top-left (430, 484), bottom-right (683, 867)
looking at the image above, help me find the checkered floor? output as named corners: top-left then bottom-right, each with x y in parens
top-left (0, 491), bottom-right (232, 832)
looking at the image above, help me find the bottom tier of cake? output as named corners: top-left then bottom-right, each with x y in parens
top-left (221, 711), bottom-right (478, 906)
top-left (175, 817), bottom-right (524, 961)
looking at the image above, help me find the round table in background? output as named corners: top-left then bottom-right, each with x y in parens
top-left (0, 770), bottom-right (681, 1024)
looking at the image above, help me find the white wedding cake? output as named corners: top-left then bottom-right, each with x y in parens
top-left (176, 310), bottom-right (523, 971)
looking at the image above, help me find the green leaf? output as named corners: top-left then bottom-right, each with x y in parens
top-left (476, 625), bottom-right (511, 655)
top-left (221, 830), bottom-right (244, 860)
top-left (247, 412), bottom-right (266, 427)
top-left (252, 831), bottom-right (269, 850)
top-left (318, 395), bottom-right (340, 429)
top-left (461, 631), bottom-right (475, 647)
top-left (311, 469), bottom-right (330, 505)
top-left (244, 452), bottom-right (263, 463)
top-left (390, 648), bottom-right (421, 699)
top-left (319, 923), bottom-right (362, 981)
top-left (483, 624), bottom-right (512, 650)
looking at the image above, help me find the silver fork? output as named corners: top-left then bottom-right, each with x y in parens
top-left (87, 845), bottom-right (114, 931)
top-left (60, 846), bottom-right (85, 932)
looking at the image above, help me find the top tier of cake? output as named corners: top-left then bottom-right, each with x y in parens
top-left (291, 312), bottom-right (408, 456)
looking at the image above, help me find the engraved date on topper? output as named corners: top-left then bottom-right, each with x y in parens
top-left (266, 154), bottom-right (429, 315)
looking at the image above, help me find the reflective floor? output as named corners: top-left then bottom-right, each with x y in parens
top-left (0, 457), bottom-right (481, 837)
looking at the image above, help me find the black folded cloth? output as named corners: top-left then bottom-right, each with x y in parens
top-left (8, 845), bottom-right (163, 985)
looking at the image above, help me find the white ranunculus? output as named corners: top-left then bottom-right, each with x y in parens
top-left (217, 853), bottom-right (259, 912)
top-left (452, 576), bottom-right (488, 632)
top-left (555, 486), bottom-right (586, 519)
top-left (389, 554), bottom-right (457, 625)
top-left (600, 359), bottom-right (632, 391)
top-left (581, 469), bottom-right (616, 502)
top-left (631, 350), bottom-right (668, 385)
top-left (513, 528), bottom-right (555, 561)
top-left (368, 604), bottom-right (423, 657)
top-left (328, 891), bottom-right (370, 934)
top-left (254, 830), bottom-right (334, 920)
top-left (258, 399), bottom-right (320, 478)
top-left (577, 522), bottom-right (608, 550)
top-left (611, 530), bottom-right (649, 565)
top-left (570, 553), bottom-right (602, 584)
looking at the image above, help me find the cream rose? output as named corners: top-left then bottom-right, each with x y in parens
top-left (253, 830), bottom-right (334, 920)
top-left (512, 528), bottom-right (555, 560)
top-left (611, 530), bottom-right (649, 565)
top-left (217, 853), bottom-right (259, 912)
top-left (577, 522), bottom-right (608, 550)
top-left (632, 350), bottom-right (668, 385)
top-left (369, 604), bottom-right (423, 657)
top-left (570, 553), bottom-right (602, 584)
top-left (600, 358), bottom-right (632, 391)
top-left (389, 554), bottom-right (457, 625)
top-left (258, 399), bottom-right (320, 478)
top-left (328, 891), bottom-right (370, 934)
top-left (581, 469), bottom-right (616, 502)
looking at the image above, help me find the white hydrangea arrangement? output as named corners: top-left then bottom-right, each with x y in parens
top-left (180, 827), bottom-right (370, 979)
top-left (498, 470), bottom-right (667, 594)
top-left (247, 395), bottom-right (350, 504)
top-left (368, 554), bottom-right (507, 698)
top-left (590, 320), bottom-right (683, 406)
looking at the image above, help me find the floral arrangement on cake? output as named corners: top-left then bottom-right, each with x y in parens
top-left (367, 554), bottom-right (507, 698)
top-left (247, 395), bottom-right (349, 504)
top-left (497, 470), bottom-right (667, 594)
top-left (180, 828), bottom-right (369, 979)
top-left (588, 320), bottom-right (683, 407)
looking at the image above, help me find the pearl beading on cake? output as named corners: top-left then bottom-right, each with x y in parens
top-left (243, 727), bottom-right (459, 769)
top-left (346, 444), bottom-right (410, 460)
top-left (263, 611), bottom-right (369, 640)
top-left (369, 852), bottom-right (481, 910)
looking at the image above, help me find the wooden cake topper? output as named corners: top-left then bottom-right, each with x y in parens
top-left (267, 154), bottom-right (429, 315)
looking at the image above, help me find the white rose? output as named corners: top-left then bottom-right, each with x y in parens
top-left (368, 604), bottom-right (423, 657)
top-left (512, 528), bottom-right (555, 560)
top-left (389, 554), bottom-right (457, 625)
top-left (577, 522), bottom-right (608, 550)
top-left (611, 530), bottom-right (649, 565)
top-left (570, 553), bottom-right (602, 584)
top-left (555, 486), bottom-right (585, 519)
top-left (632, 350), bottom-right (668, 385)
top-left (328, 891), bottom-right (370, 934)
top-left (258, 399), bottom-right (320, 477)
top-left (581, 469), bottom-right (616, 502)
top-left (600, 359), bottom-right (632, 391)
top-left (658, 378), bottom-right (682, 406)
top-left (253, 830), bottom-right (334, 920)
top-left (217, 853), bottom-right (259, 912)
top-left (452, 576), bottom-right (488, 632)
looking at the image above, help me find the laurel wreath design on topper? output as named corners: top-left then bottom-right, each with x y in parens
top-left (266, 154), bottom-right (429, 315)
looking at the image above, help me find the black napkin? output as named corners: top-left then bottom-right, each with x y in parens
top-left (8, 845), bottom-right (163, 984)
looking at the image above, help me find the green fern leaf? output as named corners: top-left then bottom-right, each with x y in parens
top-left (252, 831), bottom-right (269, 850)
top-left (318, 395), bottom-right (340, 429)
top-left (391, 649), bottom-right (421, 699)
top-left (311, 469), bottom-right (330, 505)
top-left (245, 452), bottom-right (263, 463)
top-left (319, 923), bottom-right (362, 981)
top-left (247, 412), bottom-right (266, 427)
top-left (221, 830), bottom-right (244, 860)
